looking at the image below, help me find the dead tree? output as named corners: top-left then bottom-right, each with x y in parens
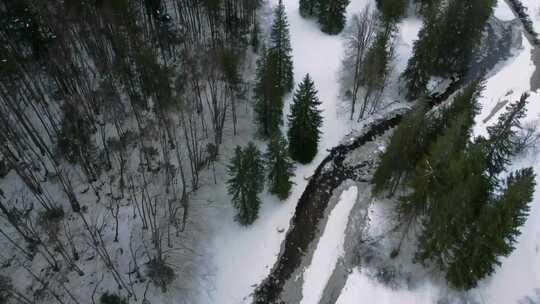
top-left (342, 7), bottom-right (377, 120)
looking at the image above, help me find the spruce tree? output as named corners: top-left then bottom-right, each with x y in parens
top-left (265, 133), bottom-right (295, 200)
top-left (269, 0), bottom-right (294, 94)
top-left (396, 79), bottom-right (536, 290)
top-left (412, 140), bottom-right (489, 270)
top-left (401, 9), bottom-right (440, 100)
top-left (372, 100), bottom-right (431, 195)
top-left (299, 0), bottom-right (317, 17)
top-left (254, 46), bottom-right (284, 137)
top-left (251, 21), bottom-right (260, 52)
top-left (402, 0), bottom-right (495, 100)
top-left (413, 0), bottom-right (441, 16)
top-left (227, 143), bottom-right (265, 226)
top-left (405, 81), bottom-right (482, 264)
top-left (446, 167), bottom-right (535, 290)
top-left (318, 0), bottom-right (350, 35)
top-left (288, 74), bottom-right (323, 164)
top-left (493, 168), bottom-right (536, 253)
top-left (373, 79), bottom-right (483, 197)
top-left (376, 0), bottom-right (406, 23)
top-left (485, 93), bottom-right (529, 178)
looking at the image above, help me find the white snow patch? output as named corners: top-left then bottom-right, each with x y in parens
top-left (300, 186), bottom-right (358, 304)
top-left (495, 0), bottom-right (517, 21)
top-left (521, 0), bottom-right (540, 34)
top-left (336, 269), bottom-right (437, 304)
top-left (395, 16), bottom-right (423, 75)
top-left (474, 34), bottom-right (535, 137)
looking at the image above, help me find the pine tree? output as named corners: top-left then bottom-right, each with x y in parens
top-left (287, 74), bottom-right (323, 164)
top-left (269, 0), bottom-right (294, 94)
top-left (227, 143), bottom-right (265, 226)
top-left (265, 133), bottom-right (295, 200)
top-left (376, 0), bottom-right (406, 23)
top-left (318, 0), bottom-right (350, 35)
top-left (254, 46), bottom-right (284, 137)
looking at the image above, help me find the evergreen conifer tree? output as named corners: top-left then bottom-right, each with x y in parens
top-left (446, 167), bottom-right (535, 290)
top-left (404, 81), bottom-right (482, 260)
top-left (413, 0), bottom-right (441, 16)
top-left (265, 133), bottom-right (295, 200)
top-left (227, 143), bottom-right (265, 225)
top-left (485, 93), bottom-right (529, 178)
top-left (403, 0), bottom-right (495, 99)
top-left (412, 138), bottom-right (489, 270)
top-left (318, 0), bottom-right (350, 35)
top-left (395, 80), bottom-right (536, 290)
top-left (372, 100), bottom-right (431, 195)
top-left (251, 21), bottom-right (260, 52)
top-left (376, 0), bottom-right (406, 23)
top-left (299, 0), bottom-right (318, 17)
top-left (269, 0), bottom-right (294, 93)
top-left (373, 79), bottom-right (483, 197)
top-left (254, 46), bottom-right (284, 137)
top-left (287, 74), bottom-right (323, 164)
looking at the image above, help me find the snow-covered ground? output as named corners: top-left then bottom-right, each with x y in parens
top-left (521, 0), bottom-right (540, 33)
top-left (336, 268), bottom-right (436, 304)
top-left (300, 186), bottom-right (358, 304)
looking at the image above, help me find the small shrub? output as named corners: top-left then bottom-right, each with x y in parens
top-left (148, 258), bottom-right (175, 292)
top-left (0, 275), bottom-right (13, 304)
top-left (100, 292), bottom-right (127, 304)
top-left (43, 207), bottom-right (65, 223)
top-left (38, 207), bottom-right (65, 240)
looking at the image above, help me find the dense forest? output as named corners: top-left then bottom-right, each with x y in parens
top-left (0, 0), bottom-right (262, 302)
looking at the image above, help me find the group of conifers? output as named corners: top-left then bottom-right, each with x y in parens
top-left (228, 0), bottom-right (537, 293)
top-left (370, 0), bottom-right (537, 291)
top-left (227, 0), bottom-right (323, 226)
